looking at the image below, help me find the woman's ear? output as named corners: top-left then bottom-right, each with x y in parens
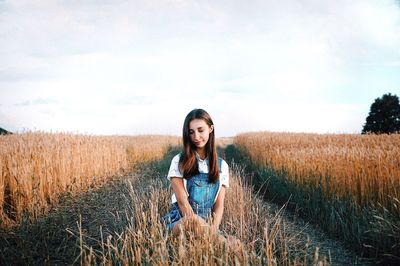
top-left (210, 125), bottom-right (214, 133)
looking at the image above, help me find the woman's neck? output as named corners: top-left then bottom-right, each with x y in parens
top-left (196, 149), bottom-right (206, 160)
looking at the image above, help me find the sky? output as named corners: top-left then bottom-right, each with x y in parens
top-left (1, 0), bottom-right (399, 137)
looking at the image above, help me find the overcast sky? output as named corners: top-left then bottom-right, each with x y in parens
top-left (1, 0), bottom-right (399, 137)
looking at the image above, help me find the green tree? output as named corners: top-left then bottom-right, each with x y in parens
top-left (362, 93), bottom-right (400, 134)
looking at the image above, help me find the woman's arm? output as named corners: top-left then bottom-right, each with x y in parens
top-left (171, 177), bottom-right (194, 217)
top-left (212, 186), bottom-right (226, 230)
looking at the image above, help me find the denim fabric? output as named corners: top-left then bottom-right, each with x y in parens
top-left (186, 173), bottom-right (220, 220)
top-left (163, 158), bottom-right (222, 232)
top-left (163, 202), bottom-right (182, 231)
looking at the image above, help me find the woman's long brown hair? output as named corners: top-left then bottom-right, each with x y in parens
top-left (179, 109), bottom-right (219, 182)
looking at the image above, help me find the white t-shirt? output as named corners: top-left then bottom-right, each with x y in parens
top-left (167, 152), bottom-right (229, 204)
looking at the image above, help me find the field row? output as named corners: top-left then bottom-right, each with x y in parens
top-left (235, 132), bottom-right (400, 209)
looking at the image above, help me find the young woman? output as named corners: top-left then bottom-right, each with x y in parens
top-left (163, 108), bottom-right (230, 238)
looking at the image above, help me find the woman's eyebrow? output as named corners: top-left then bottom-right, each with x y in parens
top-left (189, 126), bottom-right (204, 131)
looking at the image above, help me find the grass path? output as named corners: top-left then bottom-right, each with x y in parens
top-left (0, 170), bottom-right (139, 265)
top-left (0, 147), bottom-right (373, 265)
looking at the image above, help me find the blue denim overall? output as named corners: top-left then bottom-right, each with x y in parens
top-left (164, 158), bottom-right (222, 231)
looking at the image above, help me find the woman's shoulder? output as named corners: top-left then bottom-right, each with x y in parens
top-left (168, 153), bottom-right (183, 179)
top-left (217, 156), bottom-right (228, 165)
top-left (172, 153), bottom-right (181, 162)
top-left (218, 157), bottom-right (229, 171)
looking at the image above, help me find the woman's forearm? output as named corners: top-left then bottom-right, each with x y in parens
top-left (212, 186), bottom-right (226, 231)
top-left (177, 198), bottom-right (194, 217)
top-left (171, 178), bottom-right (194, 217)
top-left (212, 206), bottom-right (224, 228)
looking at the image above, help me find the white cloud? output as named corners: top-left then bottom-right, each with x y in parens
top-left (0, 0), bottom-right (399, 135)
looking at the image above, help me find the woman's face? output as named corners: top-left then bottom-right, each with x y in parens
top-left (188, 118), bottom-right (213, 150)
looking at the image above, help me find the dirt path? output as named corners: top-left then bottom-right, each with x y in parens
top-left (0, 152), bottom-right (373, 265)
top-left (0, 168), bottom-right (153, 265)
top-left (261, 200), bottom-right (373, 265)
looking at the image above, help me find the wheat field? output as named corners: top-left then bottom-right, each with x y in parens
top-left (1, 131), bottom-right (396, 263)
top-left (234, 132), bottom-right (400, 257)
top-left (235, 132), bottom-right (400, 209)
top-left (0, 132), bottom-right (180, 227)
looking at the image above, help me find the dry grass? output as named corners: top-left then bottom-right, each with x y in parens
top-left (233, 132), bottom-right (400, 258)
top-left (234, 132), bottom-right (400, 210)
top-left (216, 137), bottom-right (234, 148)
top-left (0, 131), bottom-right (382, 263)
top-left (76, 164), bottom-right (330, 265)
top-left (0, 146), bottom-right (365, 265)
top-left (0, 132), bottom-right (180, 227)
